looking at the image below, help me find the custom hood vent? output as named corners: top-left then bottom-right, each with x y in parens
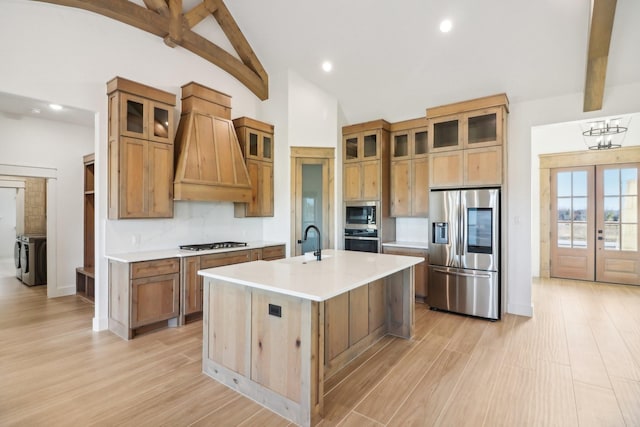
top-left (173, 82), bottom-right (252, 202)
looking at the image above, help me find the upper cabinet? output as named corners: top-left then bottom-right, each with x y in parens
top-left (107, 77), bottom-right (176, 219)
top-left (342, 120), bottom-right (390, 202)
top-left (427, 94), bottom-right (508, 188)
top-left (390, 118), bottom-right (429, 217)
top-left (233, 117), bottom-right (275, 217)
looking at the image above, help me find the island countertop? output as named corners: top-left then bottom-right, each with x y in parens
top-left (198, 249), bottom-right (423, 301)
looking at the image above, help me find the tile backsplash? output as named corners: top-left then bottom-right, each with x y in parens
top-left (395, 217), bottom-right (428, 243)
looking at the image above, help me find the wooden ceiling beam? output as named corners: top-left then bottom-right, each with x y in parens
top-left (210, 0), bottom-right (268, 86)
top-left (184, 0), bottom-right (218, 29)
top-left (142, 0), bottom-right (170, 17)
top-left (583, 0), bottom-right (617, 112)
top-left (34, 0), bottom-right (268, 100)
top-left (164, 0), bottom-right (183, 47)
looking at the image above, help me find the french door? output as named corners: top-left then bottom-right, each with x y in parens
top-left (550, 163), bottom-right (639, 285)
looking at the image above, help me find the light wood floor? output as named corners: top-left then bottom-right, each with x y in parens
top-left (1, 260), bottom-right (639, 426)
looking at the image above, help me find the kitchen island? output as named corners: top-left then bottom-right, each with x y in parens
top-left (198, 249), bottom-right (422, 426)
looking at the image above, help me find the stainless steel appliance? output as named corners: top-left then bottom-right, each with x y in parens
top-left (20, 235), bottom-right (47, 286)
top-left (179, 241), bottom-right (247, 251)
top-left (15, 235), bottom-right (22, 280)
top-left (344, 228), bottom-right (378, 253)
top-left (428, 188), bottom-right (500, 320)
top-left (345, 201), bottom-right (378, 230)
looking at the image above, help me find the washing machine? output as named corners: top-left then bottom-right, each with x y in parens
top-left (20, 235), bottom-right (47, 286)
top-left (14, 235), bottom-right (23, 280)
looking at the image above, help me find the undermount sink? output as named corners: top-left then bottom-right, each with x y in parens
top-left (279, 252), bottom-right (332, 264)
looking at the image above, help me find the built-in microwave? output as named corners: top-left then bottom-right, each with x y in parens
top-left (345, 201), bottom-right (378, 230)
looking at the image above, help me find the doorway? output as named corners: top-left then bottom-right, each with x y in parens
top-left (290, 147), bottom-right (334, 256)
top-left (541, 149), bottom-right (640, 285)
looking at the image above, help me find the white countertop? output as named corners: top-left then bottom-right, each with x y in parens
top-left (198, 249), bottom-right (423, 302)
top-left (106, 241), bottom-right (285, 263)
top-left (382, 241), bottom-right (429, 250)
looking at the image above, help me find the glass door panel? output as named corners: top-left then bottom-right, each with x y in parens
top-left (392, 133), bottom-right (408, 158)
top-left (301, 164), bottom-right (323, 255)
top-left (126, 99), bottom-right (145, 134)
top-left (345, 136), bottom-right (358, 160)
top-left (414, 130), bottom-right (428, 155)
top-left (596, 164), bottom-right (639, 285)
top-left (363, 134), bottom-right (378, 158)
top-left (467, 113), bottom-right (497, 144)
top-left (433, 120), bottom-right (458, 149)
top-left (263, 135), bottom-right (272, 160)
top-left (550, 167), bottom-right (595, 281)
top-left (153, 106), bottom-right (169, 139)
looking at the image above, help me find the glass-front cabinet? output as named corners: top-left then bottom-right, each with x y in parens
top-left (233, 117), bottom-right (275, 217)
top-left (343, 129), bottom-right (381, 162)
top-left (428, 106), bottom-right (505, 153)
top-left (118, 92), bottom-right (174, 144)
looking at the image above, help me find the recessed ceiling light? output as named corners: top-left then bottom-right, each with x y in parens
top-left (440, 19), bottom-right (452, 33)
top-left (322, 61), bottom-right (333, 72)
top-left (49, 103), bottom-right (63, 111)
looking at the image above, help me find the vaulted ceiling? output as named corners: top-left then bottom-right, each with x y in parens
top-left (10, 0), bottom-right (640, 124)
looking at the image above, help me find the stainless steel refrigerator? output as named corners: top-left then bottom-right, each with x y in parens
top-left (428, 188), bottom-right (500, 320)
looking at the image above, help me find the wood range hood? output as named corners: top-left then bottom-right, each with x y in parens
top-left (173, 82), bottom-right (252, 202)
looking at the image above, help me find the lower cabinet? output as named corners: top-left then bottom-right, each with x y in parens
top-left (382, 246), bottom-right (428, 301)
top-left (109, 257), bottom-right (180, 340)
top-left (180, 245), bottom-right (286, 324)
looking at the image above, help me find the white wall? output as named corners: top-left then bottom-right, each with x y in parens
top-left (0, 115), bottom-right (93, 293)
top-left (507, 82), bottom-right (640, 316)
top-left (0, 188), bottom-right (17, 258)
top-left (530, 112), bottom-right (640, 277)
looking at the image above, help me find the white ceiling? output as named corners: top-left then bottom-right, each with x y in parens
top-left (223, 0), bottom-right (640, 122)
top-left (0, 91), bottom-right (94, 127)
top-left (1, 0), bottom-right (639, 126)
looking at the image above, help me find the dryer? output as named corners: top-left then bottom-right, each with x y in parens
top-left (20, 235), bottom-right (47, 286)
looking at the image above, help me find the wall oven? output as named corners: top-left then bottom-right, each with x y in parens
top-left (344, 229), bottom-right (379, 253)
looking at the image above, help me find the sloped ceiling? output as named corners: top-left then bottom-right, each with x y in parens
top-left (5, 0), bottom-right (640, 125)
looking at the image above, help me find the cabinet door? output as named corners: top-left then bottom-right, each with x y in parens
top-left (259, 161), bottom-right (274, 216)
top-left (148, 101), bottom-right (174, 144)
top-left (343, 133), bottom-right (360, 163)
top-left (429, 151), bottom-right (463, 188)
top-left (362, 130), bottom-right (380, 160)
top-left (131, 273), bottom-right (179, 328)
top-left (391, 160), bottom-right (411, 217)
top-left (463, 107), bottom-right (503, 149)
top-left (344, 163), bottom-right (363, 201)
top-left (182, 257), bottom-right (202, 315)
top-left (245, 160), bottom-right (261, 216)
top-left (148, 142), bottom-right (174, 218)
top-left (464, 146), bottom-right (502, 186)
top-left (412, 157), bottom-right (429, 216)
top-left (120, 94), bottom-right (149, 139)
top-left (429, 115), bottom-right (462, 153)
top-left (120, 137), bottom-right (147, 218)
top-left (391, 131), bottom-right (411, 160)
top-left (361, 161), bottom-right (380, 200)
top-left (262, 245), bottom-right (285, 260)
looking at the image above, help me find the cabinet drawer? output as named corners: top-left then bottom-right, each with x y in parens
top-left (200, 250), bottom-right (251, 269)
top-left (262, 245), bottom-right (285, 260)
top-left (131, 258), bottom-right (179, 279)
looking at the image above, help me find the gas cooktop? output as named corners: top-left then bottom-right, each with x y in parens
top-left (179, 242), bottom-right (247, 251)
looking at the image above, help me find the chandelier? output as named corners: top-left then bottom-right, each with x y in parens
top-left (582, 118), bottom-right (628, 150)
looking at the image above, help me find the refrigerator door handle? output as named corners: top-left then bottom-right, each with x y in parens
top-left (432, 267), bottom-right (492, 279)
top-left (432, 267), bottom-right (456, 274)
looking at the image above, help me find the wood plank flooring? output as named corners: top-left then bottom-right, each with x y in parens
top-left (1, 261), bottom-right (639, 426)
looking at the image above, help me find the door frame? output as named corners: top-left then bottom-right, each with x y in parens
top-left (539, 146), bottom-right (640, 278)
top-left (290, 147), bottom-right (335, 256)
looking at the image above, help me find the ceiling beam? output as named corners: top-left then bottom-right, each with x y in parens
top-left (184, 0), bottom-right (218, 29)
top-left (142, 0), bottom-right (170, 17)
top-left (164, 0), bottom-right (183, 47)
top-left (583, 0), bottom-right (617, 112)
top-left (210, 0), bottom-right (268, 87)
top-left (33, 0), bottom-right (268, 100)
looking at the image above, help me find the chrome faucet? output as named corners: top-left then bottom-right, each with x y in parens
top-left (298, 225), bottom-right (322, 261)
